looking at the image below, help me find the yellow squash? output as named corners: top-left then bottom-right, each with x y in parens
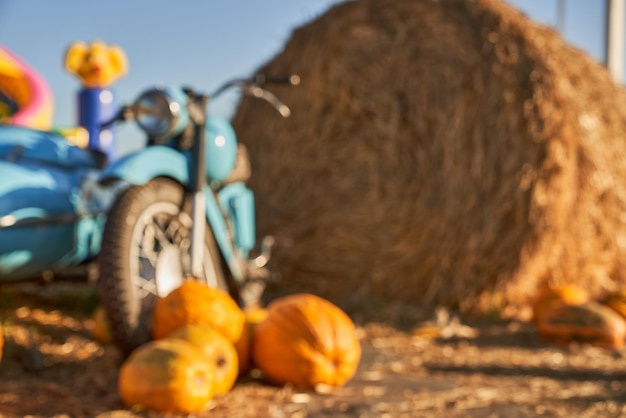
top-left (170, 325), bottom-right (239, 396)
top-left (118, 338), bottom-right (215, 414)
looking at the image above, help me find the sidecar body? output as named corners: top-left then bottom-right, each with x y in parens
top-left (0, 125), bottom-right (118, 281)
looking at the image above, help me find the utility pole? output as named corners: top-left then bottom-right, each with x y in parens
top-left (606, 0), bottom-right (626, 83)
top-left (556, 0), bottom-right (566, 34)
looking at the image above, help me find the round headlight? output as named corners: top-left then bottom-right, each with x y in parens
top-left (133, 88), bottom-right (187, 142)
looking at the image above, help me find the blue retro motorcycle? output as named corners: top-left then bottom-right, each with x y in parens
top-left (0, 74), bottom-right (298, 353)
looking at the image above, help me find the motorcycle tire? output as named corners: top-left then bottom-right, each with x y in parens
top-left (97, 177), bottom-right (231, 355)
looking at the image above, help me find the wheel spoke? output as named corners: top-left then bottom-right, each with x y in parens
top-left (165, 218), bottom-right (184, 243)
top-left (128, 199), bottom-right (222, 299)
top-left (137, 240), bottom-right (158, 265)
top-left (135, 221), bottom-right (157, 259)
top-left (151, 219), bottom-right (173, 250)
top-left (137, 276), bottom-right (158, 297)
top-left (138, 254), bottom-right (155, 278)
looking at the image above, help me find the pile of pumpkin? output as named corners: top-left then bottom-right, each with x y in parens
top-left (94, 281), bottom-right (362, 415)
top-left (532, 284), bottom-right (626, 350)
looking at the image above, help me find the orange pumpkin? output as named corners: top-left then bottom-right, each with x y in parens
top-left (152, 280), bottom-right (245, 342)
top-left (234, 307), bottom-right (269, 376)
top-left (90, 306), bottom-right (113, 345)
top-left (531, 284), bottom-right (589, 324)
top-left (170, 325), bottom-right (239, 396)
top-left (118, 338), bottom-right (215, 414)
top-left (0, 326), bottom-right (3, 363)
top-left (252, 293), bottom-right (361, 389)
top-left (603, 290), bottom-right (626, 320)
top-left (537, 302), bottom-right (626, 349)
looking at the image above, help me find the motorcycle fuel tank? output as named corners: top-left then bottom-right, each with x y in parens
top-left (205, 117), bottom-right (237, 183)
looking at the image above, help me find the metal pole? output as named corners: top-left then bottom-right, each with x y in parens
top-left (190, 96), bottom-right (208, 279)
top-left (557, 0), bottom-right (566, 34)
top-left (606, 0), bottom-right (626, 83)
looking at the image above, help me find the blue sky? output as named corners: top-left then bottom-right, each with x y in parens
top-left (0, 1), bottom-right (612, 155)
top-left (0, 1), bottom-right (339, 124)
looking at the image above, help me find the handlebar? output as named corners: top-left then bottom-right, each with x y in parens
top-left (244, 86), bottom-right (292, 117)
top-left (99, 73), bottom-right (300, 129)
top-left (211, 74), bottom-right (299, 97)
top-left (254, 74), bottom-right (301, 86)
top-left (210, 73), bottom-right (300, 117)
top-left (100, 105), bottom-right (133, 129)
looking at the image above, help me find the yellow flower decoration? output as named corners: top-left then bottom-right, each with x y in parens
top-left (64, 39), bottom-right (128, 88)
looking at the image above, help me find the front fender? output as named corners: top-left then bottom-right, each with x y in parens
top-left (99, 146), bottom-right (190, 186)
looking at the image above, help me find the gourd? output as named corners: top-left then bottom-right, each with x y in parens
top-left (602, 290), bottom-right (626, 320)
top-left (0, 325), bottom-right (3, 363)
top-left (170, 325), bottom-right (238, 396)
top-left (252, 293), bottom-right (361, 389)
top-left (118, 338), bottom-right (215, 414)
top-left (536, 302), bottom-right (626, 349)
top-left (531, 284), bottom-right (589, 324)
top-left (90, 306), bottom-right (113, 345)
top-left (234, 306), bottom-right (269, 376)
top-left (152, 280), bottom-right (245, 343)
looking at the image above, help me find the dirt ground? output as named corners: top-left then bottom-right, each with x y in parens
top-left (1, 281), bottom-right (626, 418)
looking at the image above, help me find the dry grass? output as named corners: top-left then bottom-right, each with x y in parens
top-left (232, 0), bottom-right (626, 318)
top-left (3, 282), bottom-right (626, 418)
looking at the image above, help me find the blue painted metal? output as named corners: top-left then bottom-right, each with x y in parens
top-left (0, 86), bottom-right (260, 285)
top-left (99, 146), bottom-right (190, 185)
top-left (0, 126), bottom-right (106, 279)
top-left (163, 87), bottom-right (190, 137)
top-left (0, 125), bottom-right (102, 169)
top-left (98, 144), bottom-right (247, 280)
top-left (218, 182), bottom-right (255, 255)
top-left (203, 184), bottom-right (240, 278)
top-left (205, 117), bottom-right (238, 182)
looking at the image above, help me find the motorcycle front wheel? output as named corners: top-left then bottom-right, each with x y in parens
top-left (97, 177), bottom-right (230, 355)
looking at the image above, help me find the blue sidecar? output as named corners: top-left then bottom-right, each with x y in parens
top-left (0, 126), bottom-right (117, 281)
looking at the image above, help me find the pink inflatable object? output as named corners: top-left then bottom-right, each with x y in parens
top-left (0, 44), bottom-right (54, 131)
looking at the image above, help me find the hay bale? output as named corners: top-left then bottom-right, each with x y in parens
top-left (232, 0), bottom-right (626, 317)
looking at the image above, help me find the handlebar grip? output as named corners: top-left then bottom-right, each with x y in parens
top-left (100, 105), bottom-right (133, 129)
top-left (255, 74), bottom-right (301, 86)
